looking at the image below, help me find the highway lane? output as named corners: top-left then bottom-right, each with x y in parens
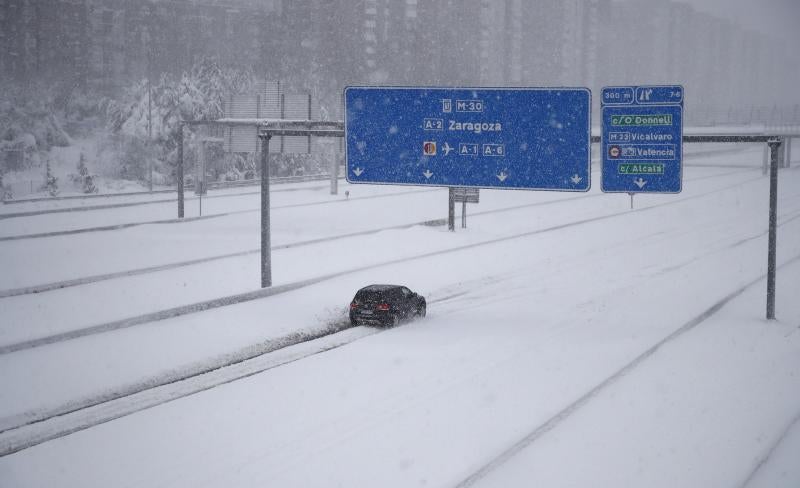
top-left (1, 164), bottom-right (797, 441)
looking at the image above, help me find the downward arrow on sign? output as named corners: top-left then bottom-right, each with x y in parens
top-left (423, 170), bottom-right (433, 179)
top-left (570, 174), bottom-right (582, 184)
top-left (496, 171), bottom-right (508, 182)
top-left (353, 167), bottom-right (364, 177)
top-left (633, 177), bottom-right (647, 189)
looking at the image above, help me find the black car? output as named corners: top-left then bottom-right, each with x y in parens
top-left (349, 284), bottom-right (426, 326)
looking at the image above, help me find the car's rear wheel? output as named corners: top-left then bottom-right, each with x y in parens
top-left (417, 303), bottom-right (426, 318)
top-left (350, 317), bottom-right (359, 326)
top-left (387, 314), bottom-right (400, 327)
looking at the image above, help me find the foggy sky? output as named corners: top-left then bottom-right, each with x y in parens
top-left (678, 0), bottom-right (800, 47)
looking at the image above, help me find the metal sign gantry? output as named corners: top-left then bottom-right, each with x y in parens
top-left (257, 120), bottom-right (344, 288)
top-left (175, 116), bottom-right (796, 321)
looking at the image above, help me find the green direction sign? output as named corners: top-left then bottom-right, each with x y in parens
top-left (618, 163), bottom-right (665, 175)
top-left (601, 85), bottom-right (683, 193)
top-left (611, 114), bottom-right (673, 126)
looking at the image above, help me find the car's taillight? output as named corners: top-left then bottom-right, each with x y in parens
top-left (376, 303), bottom-right (390, 311)
top-left (350, 302), bottom-right (358, 310)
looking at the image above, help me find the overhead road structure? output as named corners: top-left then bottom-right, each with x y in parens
top-left (177, 118), bottom-right (344, 289)
top-left (596, 125), bottom-right (797, 320)
top-left (256, 120), bottom-right (345, 288)
top-left (177, 119), bottom-right (345, 219)
top-left (180, 119), bottom-right (796, 319)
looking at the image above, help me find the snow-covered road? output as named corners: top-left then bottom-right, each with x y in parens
top-left (0, 146), bottom-right (799, 487)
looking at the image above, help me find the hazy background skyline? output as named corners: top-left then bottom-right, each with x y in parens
top-left (682, 0), bottom-right (800, 44)
top-left (1, 0), bottom-right (798, 193)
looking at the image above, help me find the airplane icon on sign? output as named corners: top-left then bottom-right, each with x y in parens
top-left (442, 142), bottom-right (454, 156)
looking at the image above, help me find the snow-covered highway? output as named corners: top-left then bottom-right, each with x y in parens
top-left (1, 147), bottom-right (799, 487)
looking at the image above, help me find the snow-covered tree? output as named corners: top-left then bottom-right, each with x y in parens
top-left (75, 152), bottom-right (97, 194)
top-left (0, 170), bottom-right (10, 200)
top-left (0, 92), bottom-right (71, 155)
top-left (105, 59), bottom-right (257, 183)
top-left (41, 159), bottom-right (59, 197)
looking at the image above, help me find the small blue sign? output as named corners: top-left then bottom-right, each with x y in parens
top-left (345, 87), bottom-right (592, 191)
top-left (601, 86), bottom-right (635, 105)
top-left (601, 85), bottom-right (683, 193)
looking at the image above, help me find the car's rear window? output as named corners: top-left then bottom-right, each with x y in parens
top-left (355, 289), bottom-right (398, 302)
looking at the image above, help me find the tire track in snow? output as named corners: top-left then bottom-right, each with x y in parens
top-left (453, 252), bottom-right (800, 488)
top-left (0, 322), bottom-right (375, 455)
top-left (0, 218), bottom-right (447, 299)
top-left (0, 167), bottom-right (757, 298)
top-left (0, 213), bottom-right (231, 242)
top-left (0, 172), bottom-right (772, 355)
top-left (0, 187), bottom-right (439, 241)
top-left (1, 173), bottom-right (798, 453)
top-left (0, 172), bottom-right (794, 443)
top-left (0, 175), bottom-right (343, 218)
top-left (0, 174), bottom-right (343, 206)
top-left (739, 409), bottom-right (800, 488)
top-left (0, 164), bottom-right (755, 240)
top-left (2, 251), bottom-right (799, 460)
top-left (0, 293), bottom-right (461, 456)
top-left (6, 169), bottom-right (795, 360)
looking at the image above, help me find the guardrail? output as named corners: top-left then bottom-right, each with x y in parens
top-left (199, 170), bottom-right (345, 190)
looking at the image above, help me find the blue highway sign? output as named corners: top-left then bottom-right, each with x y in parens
top-left (345, 87), bottom-right (592, 191)
top-left (601, 85), bottom-right (684, 193)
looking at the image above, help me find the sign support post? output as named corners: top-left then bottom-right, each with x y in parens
top-left (177, 123), bottom-right (184, 218)
top-left (257, 120), bottom-right (344, 288)
top-left (767, 138), bottom-right (780, 320)
top-left (261, 134), bottom-right (272, 288)
top-left (786, 137), bottom-right (792, 168)
top-left (681, 132), bottom-right (800, 320)
top-left (448, 187), bottom-right (455, 232)
top-left (330, 154), bottom-right (339, 195)
top-left (450, 188), bottom-right (479, 228)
